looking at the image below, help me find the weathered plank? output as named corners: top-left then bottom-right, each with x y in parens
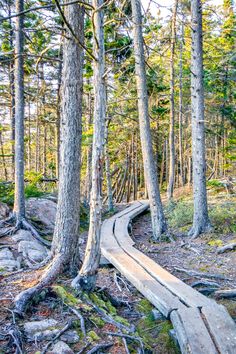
top-left (101, 202), bottom-right (236, 354)
top-left (170, 308), bottom-right (217, 354)
top-left (102, 245), bottom-right (184, 317)
top-left (114, 209), bottom-right (212, 308)
top-left (201, 304), bottom-right (236, 354)
top-left (101, 217), bottom-right (184, 317)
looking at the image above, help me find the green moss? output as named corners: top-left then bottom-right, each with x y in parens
top-left (159, 321), bottom-right (180, 353)
top-left (87, 330), bottom-right (100, 341)
top-left (208, 239), bottom-right (223, 247)
top-left (136, 298), bottom-right (154, 315)
top-left (89, 315), bottom-right (105, 328)
top-left (53, 285), bottom-right (80, 306)
top-left (113, 315), bottom-right (130, 326)
top-left (89, 292), bottom-right (117, 315)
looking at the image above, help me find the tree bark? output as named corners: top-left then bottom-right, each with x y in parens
top-left (131, 0), bottom-right (167, 239)
top-left (179, 8), bottom-right (184, 187)
top-left (188, 0), bottom-right (211, 238)
top-left (72, 0), bottom-right (106, 291)
top-left (13, 0), bottom-right (25, 225)
top-left (14, 1), bottom-right (84, 315)
top-left (104, 118), bottom-right (114, 211)
top-left (167, 0), bottom-right (178, 200)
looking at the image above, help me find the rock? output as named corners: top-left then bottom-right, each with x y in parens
top-left (151, 309), bottom-right (164, 321)
top-left (25, 198), bottom-right (57, 233)
top-left (0, 248), bottom-right (20, 271)
top-left (24, 319), bottom-right (58, 338)
top-left (34, 329), bottom-right (60, 341)
top-left (51, 341), bottom-right (74, 354)
top-left (0, 259), bottom-right (20, 271)
top-left (18, 240), bottom-right (48, 262)
top-left (12, 230), bottom-right (34, 242)
top-left (0, 202), bottom-right (10, 219)
top-left (0, 248), bottom-right (14, 260)
top-left (60, 330), bottom-right (80, 344)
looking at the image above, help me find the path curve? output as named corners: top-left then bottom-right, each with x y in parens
top-left (101, 201), bottom-right (236, 354)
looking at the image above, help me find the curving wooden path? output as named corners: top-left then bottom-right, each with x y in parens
top-left (101, 201), bottom-right (236, 354)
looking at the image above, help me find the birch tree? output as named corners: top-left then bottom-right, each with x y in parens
top-left (189, 0), bottom-right (211, 238)
top-left (72, 0), bottom-right (106, 291)
top-left (130, 0), bottom-right (167, 239)
top-left (14, 1), bottom-right (84, 314)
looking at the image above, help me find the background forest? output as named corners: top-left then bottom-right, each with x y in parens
top-left (0, 0), bottom-right (235, 200)
top-left (0, 0), bottom-right (236, 353)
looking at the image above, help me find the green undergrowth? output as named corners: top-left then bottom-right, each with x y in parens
top-left (165, 198), bottom-right (236, 234)
top-left (135, 299), bottom-right (180, 353)
top-left (51, 286), bottom-right (180, 353)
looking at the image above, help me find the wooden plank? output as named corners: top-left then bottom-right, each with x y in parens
top-left (102, 245), bottom-right (184, 317)
top-left (201, 304), bottom-right (236, 354)
top-left (170, 308), bottom-right (217, 354)
top-left (114, 219), bottom-right (212, 308)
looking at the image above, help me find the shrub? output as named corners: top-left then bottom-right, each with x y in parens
top-left (166, 201), bottom-right (193, 228)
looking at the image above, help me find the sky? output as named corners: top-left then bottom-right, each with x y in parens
top-left (142, 0), bottom-right (223, 18)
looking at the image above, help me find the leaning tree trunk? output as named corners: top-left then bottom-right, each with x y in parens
top-left (14, 1), bottom-right (84, 315)
top-left (167, 0), bottom-right (178, 201)
top-left (188, 0), bottom-right (211, 238)
top-left (13, 0), bottom-right (25, 226)
top-left (72, 0), bottom-right (106, 291)
top-left (131, 0), bottom-right (167, 240)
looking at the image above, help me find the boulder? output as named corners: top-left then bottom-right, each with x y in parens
top-left (0, 259), bottom-right (20, 272)
top-left (12, 230), bottom-right (34, 242)
top-left (25, 198), bottom-right (57, 233)
top-left (24, 319), bottom-right (58, 339)
top-left (0, 202), bottom-right (9, 219)
top-left (0, 248), bottom-right (14, 260)
top-left (18, 240), bottom-right (48, 262)
top-left (51, 341), bottom-right (74, 354)
top-left (0, 248), bottom-right (20, 271)
top-left (60, 330), bottom-right (80, 344)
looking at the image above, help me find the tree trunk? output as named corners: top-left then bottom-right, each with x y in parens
top-left (179, 9), bottom-right (184, 187)
top-left (188, 0), bottom-right (211, 238)
top-left (72, 0), bottom-right (106, 291)
top-left (167, 0), bottom-right (178, 200)
top-left (0, 131), bottom-right (8, 180)
top-left (104, 118), bottom-right (114, 211)
top-left (14, 1), bottom-right (84, 315)
top-left (131, 0), bottom-right (167, 240)
top-left (13, 0), bottom-right (25, 225)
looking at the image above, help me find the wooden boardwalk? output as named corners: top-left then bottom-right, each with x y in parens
top-left (101, 201), bottom-right (236, 354)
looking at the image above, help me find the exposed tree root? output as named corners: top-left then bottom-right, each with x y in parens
top-left (71, 272), bottom-right (97, 292)
top-left (67, 305), bottom-right (86, 336)
top-left (41, 319), bottom-right (73, 354)
top-left (87, 342), bottom-right (114, 354)
top-left (188, 222), bottom-right (212, 239)
top-left (214, 289), bottom-right (236, 299)
top-left (0, 308), bottom-right (24, 354)
top-left (0, 215), bottom-right (50, 247)
top-left (14, 255), bottom-right (64, 316)
top-left (217, 242), bottom-right (236, 254)
top-left (104, 331), bottom-right (144, 353)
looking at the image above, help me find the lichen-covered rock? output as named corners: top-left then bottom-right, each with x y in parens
top-left (24, 319), bottom-right (58, 338)
top-left (51, 341), bottom-right (74, 354)
top-left (25, 198), bottom-right (57, 232)
top-left (18, 240), bottom-right (48, 262)
top-left (0, 248), bottom-right (20, 272)
top-left (60, 330), bottom-right (80, 344)
top-left (0, 202), bottom-right (9, 219)
top-left (0, 248), bottom-right (14, 260)
top-left (12, 230), bottom-right (34, 242)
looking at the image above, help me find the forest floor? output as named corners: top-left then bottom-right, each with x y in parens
top-left (0, 186), bottom-right (235, 354)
